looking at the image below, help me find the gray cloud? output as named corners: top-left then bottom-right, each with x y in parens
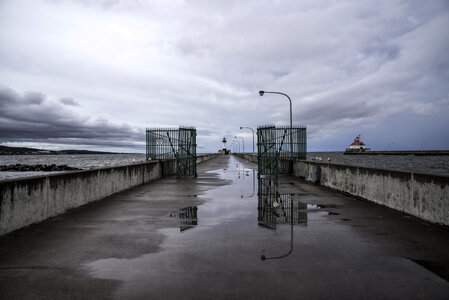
top-left (0, 87), bottom-right (143, 149)
top-left (59, 97), bottom-right (80, 106)
top-left (0, 0), bottom-right (448, 152)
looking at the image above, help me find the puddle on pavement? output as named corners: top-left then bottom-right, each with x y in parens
top-left (306, 204), bottom-right (343, 209)
top-left (169, 206), bottom-right (198, 232)
top-left (84, 156), bottom-right (387, 296)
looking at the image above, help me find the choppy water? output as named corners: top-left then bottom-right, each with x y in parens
top-left (307, 152), bottom-right (449, 175)
top-left (0, 154), bottom-right (145, 180)
top-left (1, 152), bottom-right (448, 181)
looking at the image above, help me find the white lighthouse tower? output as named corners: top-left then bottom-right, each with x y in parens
top-left (222, 137), bottom-right (227, 151)
top-left (219, 137), bottom-right (229, 154)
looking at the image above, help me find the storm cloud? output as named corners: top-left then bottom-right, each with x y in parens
top-left (0, 0), bottom-right (448, 152)
top-left (0, 87), bottom-right (143, 150)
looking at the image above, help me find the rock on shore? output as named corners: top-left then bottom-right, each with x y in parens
top-left (0, 164), bottom-right (82, 172)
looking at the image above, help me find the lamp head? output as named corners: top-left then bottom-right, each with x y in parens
top-left (259, 90), bottom-right (264, 96)
top-left (240, 127), bottom-right (242, 129)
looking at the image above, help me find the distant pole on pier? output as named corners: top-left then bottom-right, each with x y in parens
top-left (235, 136), bottom-right (245, 153)
top-left (240, 127), bottom-right (255, 154)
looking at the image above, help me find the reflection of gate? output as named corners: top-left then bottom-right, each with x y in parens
top-left (257, 176), bottom-right (307, 230)
top-left (146, 127), bottom-right (197, 178)
top-left (257, 125), bottom-right (306, 175)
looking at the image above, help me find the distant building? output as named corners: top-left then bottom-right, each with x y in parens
top-left (346, 134), bottom-right (370, 152)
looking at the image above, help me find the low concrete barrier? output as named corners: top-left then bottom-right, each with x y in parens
top-left (234, 153), bottom-right (258, 163)
top-left (234, 153), bottom-right (448, 226)
top-left (294, 161), bottom-right (449, 226)
top-left (197, 153), bottom-right (219, 163)
top-left (0, 154), bottom-right (219, 235)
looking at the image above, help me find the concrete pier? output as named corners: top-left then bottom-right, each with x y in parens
top-left (235, 153), bottom-right (449, 227)
top-left (0, 155), bottom-right (448, 299)
top-left (0, 154), bottom-right (218, 235)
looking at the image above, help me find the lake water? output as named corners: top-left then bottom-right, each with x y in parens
top-left (306, 152), bottom-right (449, 175)
top-left (1, 152), bottom-right (448, 180)
top-left (0, 154), bottom-right (145, 180)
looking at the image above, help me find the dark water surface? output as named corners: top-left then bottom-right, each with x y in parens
top-left (0, 154), bottom-right (145, 180)
top-left (1, 152), bottom-right (448, 181)
top-left (307, 152), bottom-right (449, 175)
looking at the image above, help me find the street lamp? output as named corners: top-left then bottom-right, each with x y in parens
top-left (232, 139), bottom-right (238, 153)
top-left (240, 126), bottom-right (255, 154)
top-left (259, 90), bottom-right (293, 158)
top-left (235, 136), bottom-right (244, 153)
top-left (421, 140), bottom-right (428, 150)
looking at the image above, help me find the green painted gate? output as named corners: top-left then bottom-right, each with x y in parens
top-left (146, 126), bottom-right (197, 178)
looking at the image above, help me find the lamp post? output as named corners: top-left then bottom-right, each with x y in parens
top-left (235, 136), bottom-right (244, 153)
top-left (240, 126), bottom-right (255, 154)
top-left (421, 140), bottom-right (427, 150)
top-left (259, 90), bottom-right (293, 158)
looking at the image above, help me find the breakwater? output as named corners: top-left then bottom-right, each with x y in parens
top-left (234, 153), bottom-right (449, 227)
top-left (0, 164), bottom-right (81, 172)
top-left (344, 150), bottom-right (449, 156)
top-left (0, 154), bottom-right (218, 235)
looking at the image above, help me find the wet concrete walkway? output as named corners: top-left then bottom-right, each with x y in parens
top-left (1, 155), bottom-right (449, 299)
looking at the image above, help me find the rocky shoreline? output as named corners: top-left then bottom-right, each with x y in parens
top-left (0, 164), bottom-right (82, 172)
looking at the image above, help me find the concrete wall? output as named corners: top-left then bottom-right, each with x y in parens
top-left (234, 153), bottom-right (258, 163)
top-left (0, 154), bottom-right (218, 235)
top-left (294, 161), bottom-right (449, 226)
top-left (197, 153), bottom-right (220, 163)
top-left (234, 153), bottom-right (449, 226)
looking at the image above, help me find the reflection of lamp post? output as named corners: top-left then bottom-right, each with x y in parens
top-left (259, 90), bottom-right (293, 158)
top-left (235, 136), bottom-right (245, 153)
top-left (261, 197), bottom-right (294, 261)
top-left (240, 126), bottom-right (255, 154)
top-left (241, 169), bottom-right (256, 198)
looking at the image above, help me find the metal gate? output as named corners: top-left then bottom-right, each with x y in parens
top-left (257, 125), bottom-right (306, 175)
top-left (146, 126), bottom-right (197, 178)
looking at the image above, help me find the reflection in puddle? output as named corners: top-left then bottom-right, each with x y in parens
top-left (257, 174), bottom-right (336, 260)
top-left (241, 169), bottom-right (256, 198)
top-left (258, 176), bottom-right (307, 260)
top-left (258, 193), bottom-right (308, 230)
top-left (169, 206), bottom-right (198, 232)
top-left (258, 176), bottom-right (308, 230)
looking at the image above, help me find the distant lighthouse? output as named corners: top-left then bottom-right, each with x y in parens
top-left (219, 137), bottom-right (229, 155)
top-left (345, 134), bottom-right (371, 153)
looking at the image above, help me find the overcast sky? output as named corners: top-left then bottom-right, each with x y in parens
top-left (1, 0), bottom-right (448, 153)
